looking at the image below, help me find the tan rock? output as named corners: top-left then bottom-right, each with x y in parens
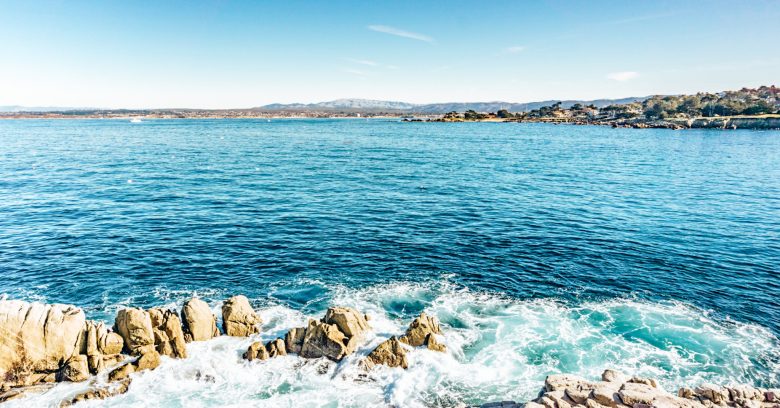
top-left (243, 341), bottom-right (269, 361)
top-left (148, 308), bottom-right (187, 358)
top-left (323, 307), bottom-right (370, 338)
top-left (108, 363), bottom-right (135, 382)
top-left (592, 382), bottom-right (621, 407)
top-left (299, 319), bottom-right (350, 361)
top-left (695, 384), bottom-right (731, 404)
top-left (222, 295), bottom-right (261, 337)
top-left (285, 327), bottom-right (306, 354)
top-left (113, 308), bottom-right (155, 356)
top-left (0, 300), bottom-right (86, 386)
top-left (400, 312), bottom-right (442, 347)
top-left (629, 376), bottom-right (659, 388)
top-left (619, 382), bottom-right (663, 406)
top-left (363, 337), bottom-right (408, 369)
top-left (545, 374), bottom-right (591, 392)
top-left (181, 298), bottom-right (219, 342)
top-left (56, 355), bottom-right (89, 383)
top-left (601, 369), bottom-right (628, 383)
top-left (426, 333), bottom-right (447, 352)
top-left (134, 351), bottom-right (160, 371)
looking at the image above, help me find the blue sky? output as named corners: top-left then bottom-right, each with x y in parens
top-left (1, 0), bottom-right (778, 108)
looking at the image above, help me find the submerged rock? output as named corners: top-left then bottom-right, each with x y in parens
top-left (181, 298), bottom-right (219, 342)
top-left (222, 295), bottom-right (261, 337)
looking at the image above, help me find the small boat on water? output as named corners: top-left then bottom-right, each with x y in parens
top-left (130, 118), bottom-right (142, 123)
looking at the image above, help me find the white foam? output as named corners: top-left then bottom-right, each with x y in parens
top-left (7, 281), bottom-right (779, 407)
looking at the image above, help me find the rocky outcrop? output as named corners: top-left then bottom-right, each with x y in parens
top-left (399, 312), bottom-right (446, 352)
top-left (363, 336), bottom-right (408, 369)
top-left (479, 370), bottom-right (780, 408)
top-left (61, 378), bottom-right (132, 406)
top-left (181, 298), bottom-right (219, 342)
top-left (244, 306), bottom-right (370, 363)
top-left (148, 308), bottom-right (187, 358)
top-left (106, 350), bottom-right (160, 382)
top-left (222, 295), bottom-right (261, 337)
top-left (0, 300), bottom-right (86, 388)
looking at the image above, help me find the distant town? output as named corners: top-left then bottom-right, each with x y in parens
top-left (2, 86), bottom-right (778, 129)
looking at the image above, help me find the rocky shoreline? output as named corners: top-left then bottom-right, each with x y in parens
top-left (1, 298), bottom-right (777, 407)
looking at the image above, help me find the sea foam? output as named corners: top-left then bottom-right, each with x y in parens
top-left (7, 281), bottom-right (779, 407)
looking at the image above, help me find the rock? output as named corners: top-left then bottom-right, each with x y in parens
top-left (479, 402), bottom-right (521, 408)
top-left (299, 319), bottom-right (350, 361)
top-left (181, 298), bottom-right (219, 342)
top-left (56, 355), bottom-right (89, 383)
top-left (426, 333), bottom-right (447, 352)
top-left (108, 363), bottom-right (135, 382)
top-left (134, 351), bottom-right (160, 371)
top-left (524, 402), bottom-right (546, 408)
top-left (266, 338), bottom-right (287, 358)
top-left (592, 382), bottom-right (622, 407)
top-left (545, 374), bottom-right (591, 392)
top-left (619, 382), bottom-right (662, 406)
top-left (695, 384), bottom-right (731, 404)
top-left (323, 307), bottom-right (370, 338)
top-left (629, 376), bottom-right (659, 388)
top-left (243, 341), bottom-right (269, 361)
top-left (148, 308), bottom-right (187, 358)
top-left (222, 295), bottom-right (261, 337)
top-left (400, 312), bottom-right (442, 348)
top-left (727, 385), bottom-right (763, 401)
top-left (602, 369), bottom-right (628, 383)
top-left (0, 384), bottom-right (56, 404)
top-left (363, 337), bottom-right (408, 369)
top-left (62, 378), bottom-right (132, 406)
top-left (113, 308), bottom-right (155, 356)
top-left (285, 327), bottom-right (306, 354)
top-left (0, 300), bottom-right (86, 387)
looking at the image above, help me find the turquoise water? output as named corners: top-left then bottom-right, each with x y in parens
top-left (0, 119), bottom-right (778, 406)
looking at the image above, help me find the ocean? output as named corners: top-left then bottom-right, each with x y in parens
top-left (0, 119), bottom-right (778, 407)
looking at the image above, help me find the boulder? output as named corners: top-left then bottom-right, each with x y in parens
top-left (694, 384), bottom-right (730, 404)
top-left (222, 295), bottom-right (261, 337)
top-left (148, 308), bottom-right (187, 358)
top-left (601, 369), bottom-right (628, 383)
top-left (243, 341), bottom-right (270, 361)
top-left (363, 337), bottom-right (408, 369)
top-left (285, 327), bottom-right (306, 354)
top-left (398, 312), bottom-right (446, 352)
top-left (0, 300), bottom-right (86, 387)
top-left (545, 374), bottom-right (591, 392)
top-left (619, 382), bottom-right (663, 406)
top-left (323, 307), bottom-right (370, 338)
top-left (181, 298), bottom-right (219, 342)
top-left (399, 312), bottom-right (442, 347)
top-left (266, 338), bottom-right (287, 358)
top-left (106, 350), bottom-right (160, 382)
top-left (113, 308), bottom-right (155, 356)
top-left (56, 355), bottom-right (89, 383)
top-left (299, 319), bottom-right (351, 361)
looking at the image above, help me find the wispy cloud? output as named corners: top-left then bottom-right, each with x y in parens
top-left (347, 58), bottom-right (379, 67)
top-left (606, 71), bottom-right (640, 81)
top-left (343, 68), bottom-right (368, 76)
top-left (504, 45), bottom-right (526, 54)
top-left (368, 25), bottom-right (435, 43)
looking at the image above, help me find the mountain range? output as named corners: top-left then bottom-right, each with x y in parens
top-left (1, 97), bottom-right (646, 114)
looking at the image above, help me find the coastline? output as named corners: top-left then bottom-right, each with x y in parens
top-left (2, 297), bottom-right (777, 406)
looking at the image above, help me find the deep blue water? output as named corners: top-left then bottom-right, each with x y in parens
top-left (1, 119), bottom-right (780, 403)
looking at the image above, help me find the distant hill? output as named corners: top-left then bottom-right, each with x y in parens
top-left (0, 105), bottom-right (97, 112)
top-left (257, 97), bottom-right (647, 113)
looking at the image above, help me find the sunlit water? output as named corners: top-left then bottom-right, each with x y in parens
top-left (0, 119), bottom-right (778, 406)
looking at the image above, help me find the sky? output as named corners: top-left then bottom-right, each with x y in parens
top-left (1, 0), bottom-right (779, 109)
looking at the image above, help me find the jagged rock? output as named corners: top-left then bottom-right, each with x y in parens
top-left (62, 378), bottom-right (132, 406)
top-left (56, 355), bottom-right (89, 383)
top-left (222, 295), bottom-right (261, 337)
top-left (148, 308), bottom-right (187, 358)
top-left (363, 336), bottom-right (408, 369)
top-left (400, 312), bottom-right (443, 349)
top-left (0, 300), bottom-right (86, 387)
top-left (266, 338), bottom-right (287, 357)
top-left (113, 308), bottom-right (155, 356)
top-left (243, 341), bottom-right (270, 361)
top-left (426, 333), bottom-right (446, 352)
top-left (299, 319), bottom-right (351, 361)
top-left (87, 354), bottom-right (123, 375)
top-left (285, 327), bottom-right (306, 354)
top-left (106, 351), bottom-right (159, 382)
top-left (181, 298), bottom-right (219, 342)
top-left (695, 384), bottom-right (731, 404)
top-left (619, 382), bottom-right (663, 406)
top-left (323, 307), bottom-right (370, 338)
